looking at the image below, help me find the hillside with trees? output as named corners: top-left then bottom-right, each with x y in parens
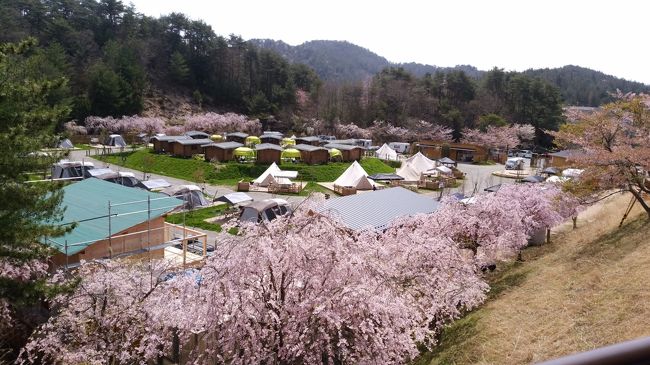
top-left (250, 39), bottom-right (484, 81)
top-left (316, 66), bottom-right (564, 145)
top-left (252, 39), bottom-right (649, 106)
top-left (0, 0), bottom-right (321, 122)
top-left (523, 65), bottom-right (650, 106)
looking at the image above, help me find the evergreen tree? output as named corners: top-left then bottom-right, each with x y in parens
top-left (0, 38), bottom-right (71, 359)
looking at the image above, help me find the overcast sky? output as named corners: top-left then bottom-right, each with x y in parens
top-left (127, 0), bottom-right (649, 84)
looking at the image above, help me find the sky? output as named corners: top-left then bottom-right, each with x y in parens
top-left (127, 0), bottom-right (650, 84)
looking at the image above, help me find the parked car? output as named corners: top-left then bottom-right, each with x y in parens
top-left (239, 199), bottom-right (292, 224)
top-left (515, 150), bottom-right (533, 158)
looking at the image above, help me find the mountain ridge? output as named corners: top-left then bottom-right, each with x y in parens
top-left (250, 39), bottom-right (650, 106)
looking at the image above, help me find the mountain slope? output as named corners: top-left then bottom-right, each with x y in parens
top-left (252, 39), bottom-right (650, 105)
top-left (250, 39), bottom-right (390, 81)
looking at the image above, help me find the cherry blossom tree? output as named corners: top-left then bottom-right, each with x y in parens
top-left (462, 123), bottom-right (535, 149)
top-left (181, 112), bottom-right (261, 135)
top-left (334, 122), bottom-right (372, 139)
top-left (62, 121), bottom-right (87, 135)
top-left (410, 120), bottom-right (454, 142)
top-left (84, 115), bottom-right (165, 135)
top-left (0, 259), bottom-right (49, 333)
top-left (20, 185), bottom-right (579, 364)
top-left (552, 94), bottom-right (650, 216)
top-left (19, 260), bottom-right (182, 364)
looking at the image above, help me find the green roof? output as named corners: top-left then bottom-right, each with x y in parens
top-left (47, 179), bottom-right (183, 255)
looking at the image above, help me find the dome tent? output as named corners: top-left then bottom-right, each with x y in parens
top-left (281, 148), bottom-right (301, 159)
top-left (233, 147), bottom-right (256, 159)
top-left (58, 138), bottom-right (74, 149)
top-left (245, 136), bottom-right (261, 146)
top-left (104, 134), bottom-right (127, 147)
top-left (329, 148), bottom-right (342, 159)
top-left (161, 185), bottom-right (209, 209)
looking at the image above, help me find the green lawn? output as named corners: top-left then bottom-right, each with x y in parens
top-left (165, 205), bottom-right (229, 232)
top-left (99, 149), bottom-right (395, 186)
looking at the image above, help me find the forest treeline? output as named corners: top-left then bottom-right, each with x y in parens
top-left (0, 0), bottom-right (321, 121)
top-left (254, 39), bottom-right (650, 106)
top-left (2, 0), bottom-right (646, 146)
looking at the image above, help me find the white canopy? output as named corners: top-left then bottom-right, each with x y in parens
top-left (334, 161), bottom-right (374, 190)
top-left (396, 164), bottom-right (422, 182)
top-left (138, 178), bottom-right (172, 191)
top-left (216, 192), bottom-right (253, 205)
top-left (424, 166), bottom-right (453, 176)
top-left (562, 168), bottom-right (584, 178)
top-left (86, 168), bottom-right (115, 177)
top-left (375, 143), bottom-right (398, 160)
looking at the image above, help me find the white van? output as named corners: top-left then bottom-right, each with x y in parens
top-left (505, 157), bottom-right (525, 170)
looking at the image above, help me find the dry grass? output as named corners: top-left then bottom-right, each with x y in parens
top-left (420, 192), bottom-right (650, 365)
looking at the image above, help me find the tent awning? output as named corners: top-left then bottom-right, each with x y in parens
top-left (216, 192), bottom-right (253, 205)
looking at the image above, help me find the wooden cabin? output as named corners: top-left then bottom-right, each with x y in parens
top-left (255, 143), bottom-right (283, 164)
top-left (151, 135), bottom-right (190, 153)
top-left (203, 141), bottom-right (244, 162)
top-left (548, 149), bottom-right (582, 168)
top-left (226, 132), bottom-right (249, 144)
top-left (169, 138), bottom-right (213, 157)
top-left (295, 136), bottom-right (322, 146)
top-left (260, 134), bottom-right (282, 145)
top-left (184, 131), bottom-right (210, 139)
top-left (294, 144), bottom-right (329, 165)
top-left (416, 141), bottom-right (488, 163)
top-left (324, 143), bottom-right (365, 162)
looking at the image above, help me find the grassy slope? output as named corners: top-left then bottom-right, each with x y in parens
top-left (99, 149), bottom-right (394, 185)
top-left (418, 194), bottom-right (650, 365)
top-left (165, 205), bottom-right (228, 232)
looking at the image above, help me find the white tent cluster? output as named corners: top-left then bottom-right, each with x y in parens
top-left (375, 143), bottom-right (398, 161)
top-left (333, 161), bottom-right (375, 190)
top-left (253, 162), bottom-right (299, 187)
top-left (396, 152), bottom-right (437, 182)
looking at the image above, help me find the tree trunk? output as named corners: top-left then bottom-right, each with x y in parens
top-left (629, 186), bottom-right (650, 218)
top-left (572, 216), bottom-right (577, 229)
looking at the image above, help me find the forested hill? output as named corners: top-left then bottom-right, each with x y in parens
top-left (252, 39), bottom-right (650, 106)
top-left (0, 0), bottom-right (321, 121)
top-left (523, 65), bottom-right (650, 106)
top-left (250, 39), bottom-right (483, 81)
